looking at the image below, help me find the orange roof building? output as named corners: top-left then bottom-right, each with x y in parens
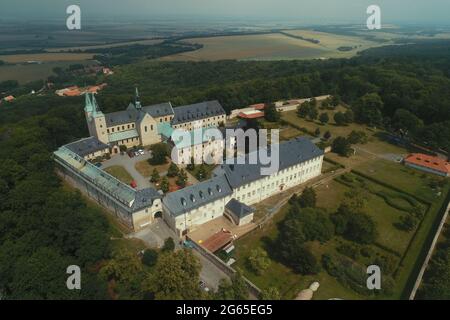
top-left (404, 153), bottom-right (450, 177)
top-left (3, 95), bottom-right (15, 102)
top-left (201, 229), bottom-right (234, 253)
top-left (238, 110), bottom-right (265, 119)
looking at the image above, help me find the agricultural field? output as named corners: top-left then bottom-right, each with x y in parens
top-left (160, 33), bottom-right (330, 61)
top-left (46, 39), bottom-right (164, 52)
top-left (281, 29), bottom-right (383, 58)
top-left (0, 52), bottom-right (94, 63)
top-left (160, 30), bottom-right (388, 61)
top-left (0, 60), bottom-right (97, 83)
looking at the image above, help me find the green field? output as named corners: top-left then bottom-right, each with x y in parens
top-left (0, 60), bottom-right (97, 84)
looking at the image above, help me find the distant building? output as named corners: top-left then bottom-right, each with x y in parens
top-left (103, 67), bottom-right (114, 75)
top-left (404, 153), bottom-right (450, 177)
top-left (55, 84), bottom-right (107, 97)
top-left (2, 95), bottom-right (15, 103)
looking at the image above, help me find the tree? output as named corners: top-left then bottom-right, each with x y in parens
top-left (100, 248), bottom-right (143, 283)
top-left (149, 143), bottom-right (169, 165)
top-left (397, 215), bottom-right (417, 232)
top-left (160, 176), bottom-right (169, 193)
top-left (142, 249), bottom-right (158, 267)
top-left (298, 187), bottom-right (317, 208)
top-left (347, 130), bottom-right (368, 144)
top-left (195, 165), bottom-right (207, 181)
top-left (307, 105), bottom-right (318, 121)
top-left (150, 168), bottom-right (160, 183)
top-left (144, 250), bottom-right (203, 300)
top-left (319, 112), bottom-right (329, 124)
top-left (332, 204), bottom-right (378, 244)
top-left (162, 237), bottom-right (175, 252)
top-left (176, 169), bottom-right (188, 188)
top-left (264, 103), bottom-right (280, 122)
top-left (248, 248), bottom-right (271, 275)
top-left (344, 110), bottom-right (354, 123)
top-left (297, 102), bottom-right (309, 118)
top-left (393, 108), bottom-right (424, 135)
top-left (331, 95), bottom-right (340, 107)
top-left (260, 287), bottom-right (281, 300)
top-left (314, 127), bottom-right (321, 137)
top-left (332, 136), bottom-right (352, 157)
top-left (353, 93), bottom-right (384, 127)
top-left (215, 270), bottom-right (249, 300)
top-left (280, 243), bottom-right (320, 275)
top-left (333, 112), bottom-right (347, 126)
top-left (167, 162), bottom-right (179, 177)
top-left (324, 131), bottom-right (332, 140)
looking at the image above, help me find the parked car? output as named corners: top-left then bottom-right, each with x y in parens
top-left (130, 180), bottom-right (137, 188)
top-left (138, 149), bottom-right (145, 155)
top-left (127, 151), bottom-right (134, 158)
top-left (94, 162), bottom-right (102, 168)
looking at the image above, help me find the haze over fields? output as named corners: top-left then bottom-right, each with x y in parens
top-left (1, 0), bottom-right (450, 25)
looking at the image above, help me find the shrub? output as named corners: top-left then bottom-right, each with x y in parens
top-left (142, 249), bottom-right (158, 267)
top-left (162, 237), bottom-right (175, 252)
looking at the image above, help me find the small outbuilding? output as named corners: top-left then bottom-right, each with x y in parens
top-left (224, 198), bottom-right (255, 226)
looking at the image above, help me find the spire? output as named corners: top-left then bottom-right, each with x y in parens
top-left (135, 87), bottom-right (141, 109)
top-left (84, 92), bottom-right (93, 113)
top-left (91, 93), bottom-right (100, 112)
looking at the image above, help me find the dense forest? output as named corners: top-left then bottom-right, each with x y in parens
top-left (0, 39), bottom-right (449, 299)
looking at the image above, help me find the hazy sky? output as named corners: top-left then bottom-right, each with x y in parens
top-left (0, 0), bottom-right (449, 25)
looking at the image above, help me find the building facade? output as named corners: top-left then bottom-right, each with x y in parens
top-left (163, 137), bottom-right (324, 236)
top-left (84, 91), bottom-right (227, 154)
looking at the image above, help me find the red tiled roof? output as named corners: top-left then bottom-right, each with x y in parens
top-left (251, 103), bottom-right (266, 110)
top-left (202, 230), bottom-right (233, 253)
top-left (404, 153), bottom-right (450, 174)
top-left (238, 111), bottom-right (265, 119)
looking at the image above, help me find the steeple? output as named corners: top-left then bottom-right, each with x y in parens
top-left (135, 87), bottom-right (142, 110)
top-left (84, 92), bottom-right (93, 114)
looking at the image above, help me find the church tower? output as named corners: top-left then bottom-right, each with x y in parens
top-left (135, 87), bottom-right (142, 110)
top-left (84, 93), bottom-right (109, 144)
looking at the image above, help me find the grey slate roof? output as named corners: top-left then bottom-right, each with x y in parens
top-left (225, 198), bottom-right (254, 218)
top-left (163, 175), bottom-right (232, 217)
top-left (172, 100), bottom-right (226, 125)
top-left (132, 187), bottom-right (162, 212)
top-left (142, 102), bottom-right (174, 118)
top-left (214, 137), bottom-right (324, 188)
top-left (105, 110), bottom-right (136, 127)
top-left (64, 137), bottom-right (109, 157)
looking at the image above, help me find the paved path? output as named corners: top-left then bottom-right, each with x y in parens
top-left (102, 153), bottom-right (154, 190)
top-left (192, 250), bottom-right (230, 291)
top-left (127, 218), bottom-right (179, 249)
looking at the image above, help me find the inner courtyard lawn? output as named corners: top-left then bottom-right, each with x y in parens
top-left (104, 165), bottom-right (134, 185)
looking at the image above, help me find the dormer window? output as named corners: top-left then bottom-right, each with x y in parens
top-left (181, 198), bottom-right (187, 206)
top-left (208, 187), bottom-right (213, 195)
top-left (190, 194), bottom-right (196, 203)
top-left (216, 185), bottom-right (222, 192)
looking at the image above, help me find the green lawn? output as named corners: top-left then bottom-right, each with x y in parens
top-left (187, 164), bottom-right (216, 181)
top-left (280, 106), bottom-right (373, 139)
top-left (104, 165), bottom-right (134, 185)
